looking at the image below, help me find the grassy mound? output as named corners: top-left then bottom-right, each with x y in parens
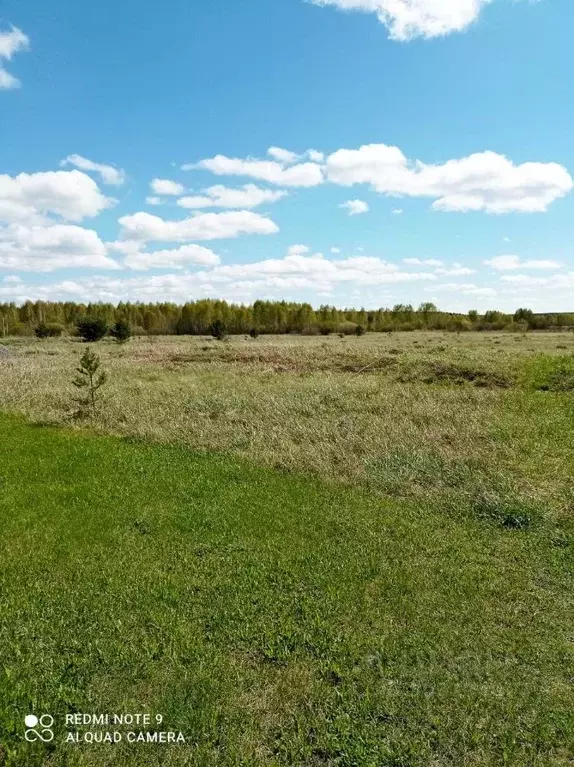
top-left (397, 360), bottom-right (514, 388)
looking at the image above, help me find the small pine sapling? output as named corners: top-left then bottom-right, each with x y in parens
top-left (209, 319), bottom-right (226, 340)
top-left (76, 317), bottom-right (108, 342)
top-left (35, 322), bottom-right (64, 339)
top-left (109, 320), bottom-right (132, 344)
top-left (34, 322), bottom-right (50, 339)
top-left (72, 347), bottom-right (107, 416)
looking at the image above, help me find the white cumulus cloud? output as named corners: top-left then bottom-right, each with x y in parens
top-left (0, 223), bottom-right (119, 272)
top-left (118, 210), bottom-right (279, 243)
top-left (340, 199), bottom-right (370, 216)
top-left (0, 170), bottom-right (114, 224)
top-left (307, 150), bottom-right (325, 163)
top-left (403, 258), bottom-right (444, 267)
top-left (266, 147), bottom-right (326, 164)
top-left (150, 178), bottom-right (186, 196)
top-left (288, 244), bottom-right (311, 256)
top-left (485, 255), bottom-right (562, 271)
top-left (268, 147), bottom-right (301, 164)
top-left (185, 155), bottom-right (324, 188)
top-left (310, 0), bottom-right (494, 41)
top-left (177, 184), bottom-right (287, 210)
top-left (432, 282), bottom-right (497, 298)
top-left (435, 266), bottom-right (476, 276)
top-left (0, 67), bottom-right (20, 89)
top-left (124, 244), bottom-right (220, 271)
top-left (0, 26), bottom-right (29, 89)
top-left (500, 273), bottom-right (574, 287)
top-left (0, 253), bottom-right (437, 304)
top-left (61, 155), bottom-right (125, 186)
top-left (200, 251), bottom-right (436, 288)
top-left (403, 258), bottom-right (474, 276)
top-left (192, 142), bottom-right (572, 214)
top-left (326, 144), bottom-right (573, 214)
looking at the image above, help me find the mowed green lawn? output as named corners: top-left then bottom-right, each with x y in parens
top-left (0, 414), bottom-right (572, 766)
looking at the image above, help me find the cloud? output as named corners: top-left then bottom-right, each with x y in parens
top-left (177, 184), bottom-right (287, 210)
top-left (330, 247), bottom-right (341, 254)
top-left (485, 255), bottom-right (562, 271)
top-left (308, 150), bottom-right (325, 163)
top-left (150, 178), bottom-right (186, 196)
top-left (0, 170), bottom-right (114, 224)
top-left (0, 26), bottom-right (29, 90)
top-left (124, 244), bottom-right (220, 271)
top-left (0, 26), bottom-right (29, 58)
top-left (435, 266), bottom-right (476, 276)
top-left (435, 266), bottom-right (476, 277)
top-left (0, 67), bottom-right (20, 90)
top-left (326, 145), bottom-right (573, 214)
top-left (197, 143), bottom-right (572, 214)
top-left (0, 168), bottom-right (117, 272)
top-left (0, 223), bottom-right (119, 272)
top-left (392, 208), bottom-right (403, 215)
top-left (403, 258), bottom-right (474, 275)
top-left (0, 252), bottom-right (438, 303)
top-left (464, 287), bottom-right (497, 297)
top-left (106, 240), bottom-right (143, 255)
top-left (403, 258), bottom-right (443, 267)
top-left (118, 210), bottom-right (279, 242)
top-left (432, 282), bottom-right (497, 298)
top-left (267, 147), bottom-right (326, 164)
top-left (500, 273), bottom-right (574, 287)
top-left (309, 0), bottom-right (495, 41)
top-left (61, 155), bottom-right (125, 186)
top-left (288, 244), bottom-right (310, 256)
top-left (200, 251), bottom-right (436, 288)
top-left (340, 199), bottom-right (369, 216)
top-left (268, 147), bottom-right (301, 164)
top-left (146, 196), bottom-right (162, 206)
top-left (185, 155), bottom-right (324, 187)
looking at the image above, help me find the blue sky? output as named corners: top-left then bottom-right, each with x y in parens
top-left (0, 0), bottom-right (573, 311)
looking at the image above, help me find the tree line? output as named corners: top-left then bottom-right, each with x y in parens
top-left (1, 300), bottom-right (572, 337)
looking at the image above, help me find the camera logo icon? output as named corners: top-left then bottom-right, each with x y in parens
top-left (24, 714), bottom-right (54, 742)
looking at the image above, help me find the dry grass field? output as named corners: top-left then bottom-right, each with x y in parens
top-left (1, 330), bottom-right (573, 523)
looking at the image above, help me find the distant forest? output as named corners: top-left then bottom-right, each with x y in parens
top-left (1, 300), bottom-right (572, 337)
